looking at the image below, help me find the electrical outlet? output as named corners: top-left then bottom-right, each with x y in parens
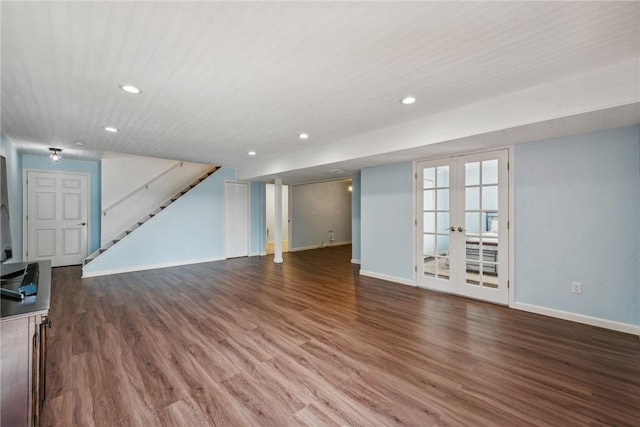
top-left (571, 281), bottom-right (582, 294)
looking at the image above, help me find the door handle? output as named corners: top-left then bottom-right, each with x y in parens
top-left (457, 226), bottom-right (465, 232)
top-left (449, 226), bottom-right (455, 232)
top-left (78, 222), bottom-right (87, 226)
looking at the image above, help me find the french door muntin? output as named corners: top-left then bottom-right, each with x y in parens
top-left (416, 150), bottom-right (509, 305)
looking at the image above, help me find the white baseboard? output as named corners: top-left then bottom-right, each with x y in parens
top-left (512, 302), bottom-right (640, 336)
top-left (359, 270), bottom-right (415, 287)
top-left (351, 259), bottom-right (361, 264)
top-left (289, 241), bottom-right (352, 252)
top-left (82, 256), bottom-right (226, 278)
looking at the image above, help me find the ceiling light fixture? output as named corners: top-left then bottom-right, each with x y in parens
top-left (119, 84), bottom-right (142, 94)
top-left (49, 147), bottom-right (62, 163)
top-left (248, 151), bottom-right (257, 156)
top-left (74, 141), bottom-right (85, 146)
top-left (298, 133), bottom-right (309, 140)
top-left (104, 126), bottom-right (119, 133)
top-left (400, 96), bottom-right (416, 105)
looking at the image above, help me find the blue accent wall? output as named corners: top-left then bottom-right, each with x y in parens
top-left (361, 162), bottom-right (413, 281)
top-left (83, 168), bottom-right (236, 276)
top-left (515, 126), bottom-right (640, 326)
top-left (249, 181), bottom-right (266, 256)
top-left (21, 154), bottom-right (101, 253)
top-left (351, 175), bottom-right (361, 262)
top-left (0, 132), bottom-right (23, 262)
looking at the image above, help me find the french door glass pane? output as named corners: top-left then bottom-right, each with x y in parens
top-left (423, 190), bottom-right (435, 210)
top-left (423, 212), bottom-right (435, 233)
top-left (482, 160), bottom-right (498, 185)
top-left (465, 212), bottom-right (480, 234)
top-left (437, 189), bottom-right (449, 210)
top-left (437, 212), bottom-right (450, 233)
top-left (437, 166), bottom-right (450, 187)
top-left (465, 187), bottom-right (479, 210)
top-left (423, 235), bottom-right (435, 256)
top-left (465, 162), bottom-right (480, 186)
top-left (424, 168), bottom-right (435, 189)
top-left (437, 235), bottom-right (449, 255)
top-left (482, 186), bottom-right (498, 210)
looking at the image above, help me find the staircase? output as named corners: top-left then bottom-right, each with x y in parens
top-left (83, 166), bottom-right (219, 267)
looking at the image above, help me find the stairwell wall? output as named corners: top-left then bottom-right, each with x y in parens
top-left (101, 152), bottom-right (211, 246)
top-left (83, 167), bottom-right (237, 277)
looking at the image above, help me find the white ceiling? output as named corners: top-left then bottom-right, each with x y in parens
top-left (2, 1), bottom-right (639, 183)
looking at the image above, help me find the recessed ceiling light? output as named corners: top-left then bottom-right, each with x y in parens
top-left (74, 141), bottom-right (85, 146)
top-left (298, 133), bottom-right (309, 140)
top-left (400, 96), bottom-right (416, 105)
top-left (119, 84), bottom-right (142, 94)
top-left (104, 126), bottom-right (119, 133)
top-left (248, 151), bottom-right (257, 156)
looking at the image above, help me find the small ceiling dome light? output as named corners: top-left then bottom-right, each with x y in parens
top-left (104, 126), bottom-right (119, 133)
top-left (400, 96), bottom-right (416, 105)
top-left (348, 185), bottom-right (353, 192)
top-left (119, 84), bottom-right (142, 94)
top-left (74, 141), bottom-right (85, 146)
top-left (49, 148), bottom-right (62, 163)
top-left (248, 151), bottom-right (257, 156)
top-left (298, 133), bottom-right (309, 140)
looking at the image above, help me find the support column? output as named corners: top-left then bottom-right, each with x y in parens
top-left (274, 177), bottom-right (283, 263)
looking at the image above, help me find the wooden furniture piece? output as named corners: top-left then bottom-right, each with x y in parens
top-left (1, 260), bottom-right (51, 427)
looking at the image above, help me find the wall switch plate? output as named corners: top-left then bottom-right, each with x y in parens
top-left (572, 281), bottom-right (582, 294)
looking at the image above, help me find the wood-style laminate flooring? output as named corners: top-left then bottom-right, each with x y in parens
top-left (44, 246), bottom-right (640, 426)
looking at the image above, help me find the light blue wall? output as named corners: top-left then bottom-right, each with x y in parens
top-left (361, 162), bottom-right (413, 280)
top-left (249, 181), bottom-right (266, 256)
top-left (0, 132), bottom-right (23, 262)
top-left (515, 126), bottom-right (640, 326)
top-left (351, 175), bottom-right (361, 262)
top-left (21, 154), bottom-right (101, 253)
top-left (83, 167), bottom-right (236, 275)
top-left (290, 179), bottom-right (352, 249)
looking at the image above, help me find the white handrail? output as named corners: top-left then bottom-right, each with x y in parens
top-left (103, 161), bottom-right (184, 216)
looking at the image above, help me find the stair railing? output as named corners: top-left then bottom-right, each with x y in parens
top-left (102, 161), bottom-right (184, 216)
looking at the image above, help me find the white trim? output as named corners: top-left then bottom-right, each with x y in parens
top-left (289, 241), bottom-right (351, 252)
top-left (508, 147), bottom-right (516, 307)
top-left (82, 256), bottom-right (226, 278)
top-left (351, 259), bottom-right (361, 264)
top-left (23, 168), bottom-right (92, 263)
top-left (359, 270), bottom-right (415, 287)
top-left (512, 302), bottom-right (640, 336)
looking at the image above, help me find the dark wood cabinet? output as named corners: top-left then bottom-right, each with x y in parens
top-left (0, 261), bottom-right (51, 427)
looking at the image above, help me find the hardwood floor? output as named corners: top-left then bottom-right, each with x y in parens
top-left (44, 245), bottom-right (640, 426)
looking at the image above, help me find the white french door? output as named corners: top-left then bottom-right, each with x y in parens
top-left (416, 150), bottom-right (509, 305)
top-left (25, 170), bottom-right (89, 266)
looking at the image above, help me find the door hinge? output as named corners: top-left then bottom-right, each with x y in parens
top-left (414, 219), bottom-right (417, 226)
top-left (507, 221), bottom-right (510, 230)
top-left (415, 172), bottom-right (417, 180)
top-left (507, 162), bottom-right (510, 171)
top-left (507, 280), bottom-right (510, 289)
top-left (414, 265), bottom-right (417, 272)
top-left (26, 250), bottom-right (28, 257)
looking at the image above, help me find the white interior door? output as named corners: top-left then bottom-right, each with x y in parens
top-left (225, 182), bottom-right (249, 258)
top-left (25, 170), bottom-right (89, 266)
top-left (417, 150), bottom-right (509, 305)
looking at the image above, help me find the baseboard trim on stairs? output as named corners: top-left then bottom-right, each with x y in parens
top-left (82, 256), bottom-right (226, 278)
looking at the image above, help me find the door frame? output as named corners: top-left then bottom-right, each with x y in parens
top-left (22, 168), bottom-right (92, 263)
top-left (223, 180), bottom-right (250, 259)
top-left (412, 146), bottom-right (515, 306)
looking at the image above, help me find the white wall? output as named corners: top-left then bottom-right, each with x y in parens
top-left (265, 183), bottom-right (288, 242)
top-left (101, 152), bottom-right (211, 245)
top-left (290, 179), bottom-right (352, 250)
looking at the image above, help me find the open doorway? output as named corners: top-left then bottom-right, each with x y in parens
top-left (265, 183), bottom-right (289, 254)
